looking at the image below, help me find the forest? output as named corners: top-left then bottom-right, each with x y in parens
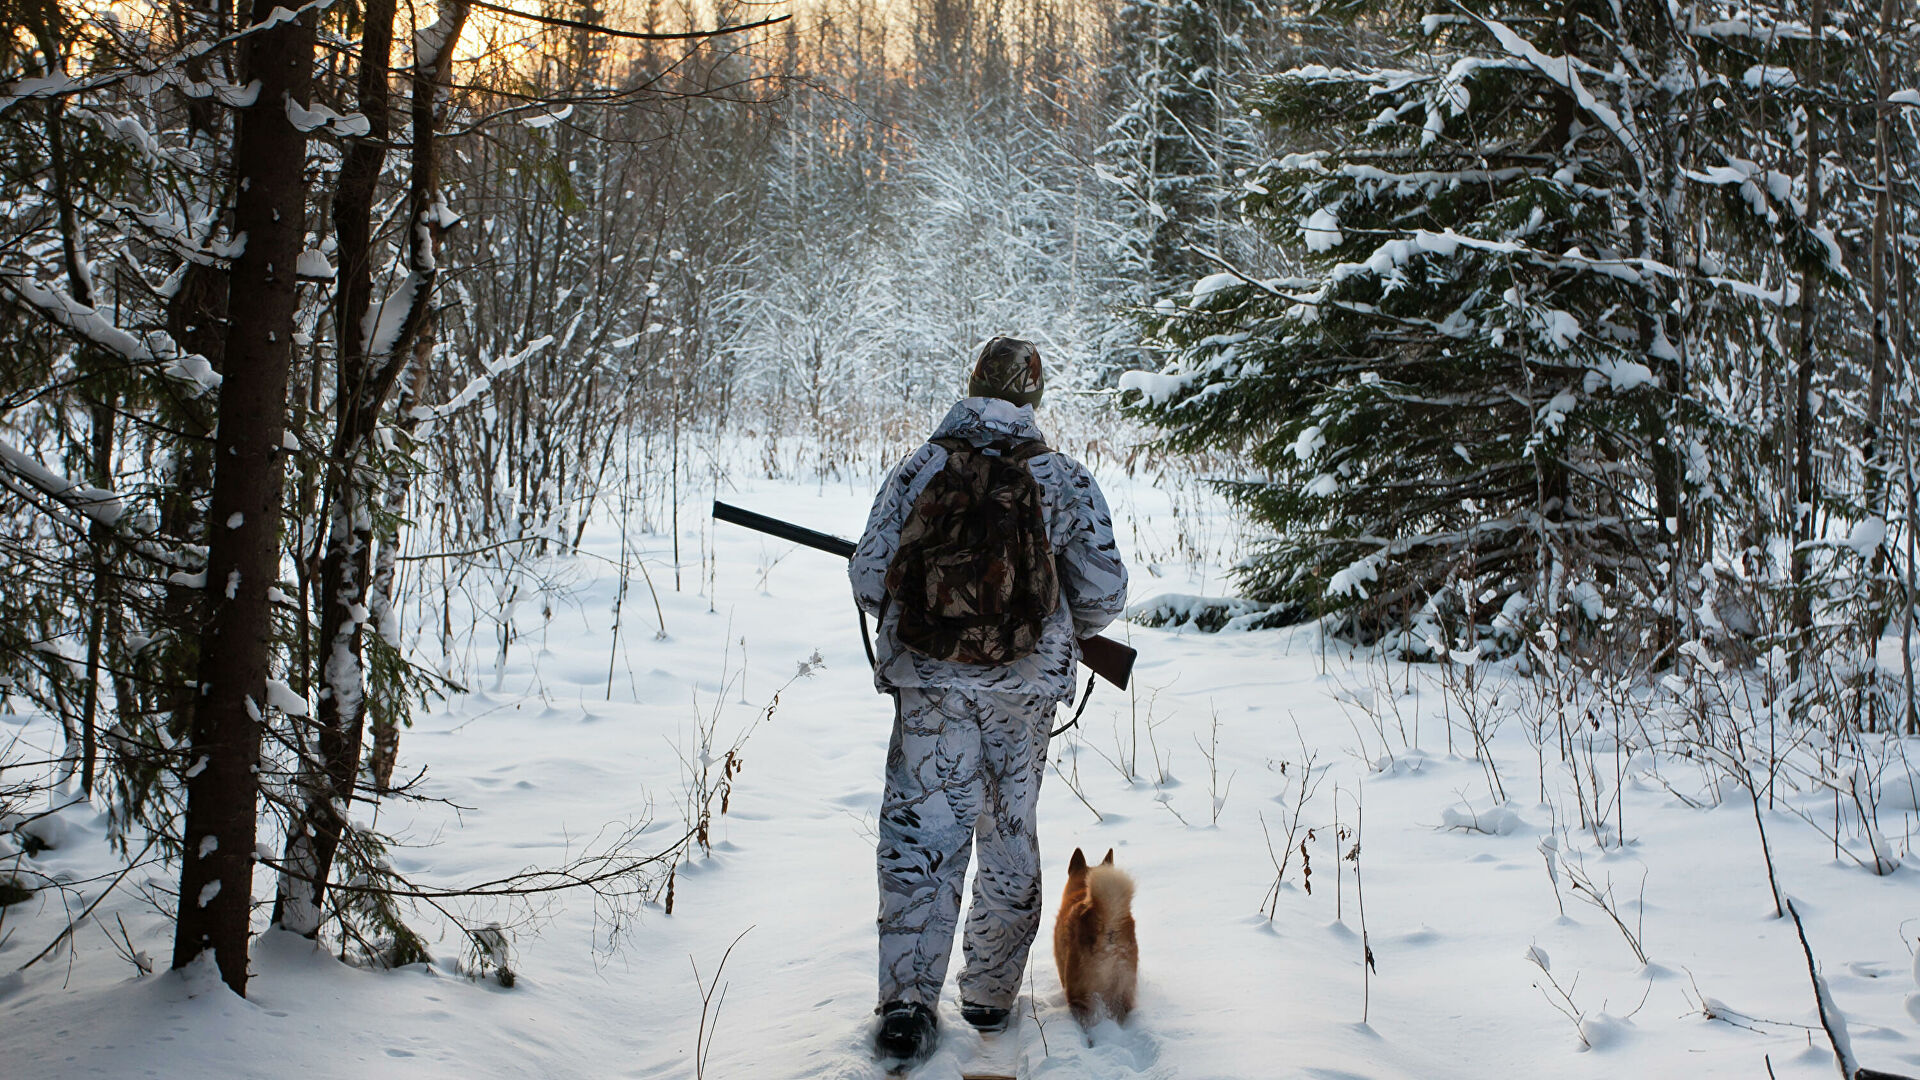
top-left (4, 0), bottom-right (1919, 1075)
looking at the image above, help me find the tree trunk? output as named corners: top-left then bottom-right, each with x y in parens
top-left (1788, 0), bottom-right (1826, 665)
top-left (44, 93), bottom-right (114, 793)
top-left (155, 261), bottom-right (224, 756)
top-left (274, 0), bottom-right (469, 935)
top-left (367, 351), bottom-right (429, 794)
top-left (1858, 0), bottom-right (1898, 635)
top-left (273, 0), bottom-right (401, 937)
top-left (171, 0), bottom-right (317, 996)
top-left (79, 392), bottom-right (114, 793)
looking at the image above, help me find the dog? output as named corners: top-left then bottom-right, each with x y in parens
top-left (1052, 847), bottom-right (1137, 1026)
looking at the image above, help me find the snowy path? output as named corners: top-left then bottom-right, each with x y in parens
top-left (5, 469), bottom-right (1920, 1079)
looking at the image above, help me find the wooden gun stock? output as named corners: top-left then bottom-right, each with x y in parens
top-left (1074, 632), bottom-right (1135, 692)
top-left (712, 500), bottom-right (1135, 690)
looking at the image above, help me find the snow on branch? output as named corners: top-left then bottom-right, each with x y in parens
top-left (414, 2), bottom-right (472, 72)
top-left (0, 0), bottom-right (343, 118)
top-left (1462, 11), bottom-right (1649, 182)
top-left (408, 335), bottom-right (555, 431)
top-left (359, 275), bottom-right (423, 359)
top-left (462, 0), bottom-right (790, 46)
top-left (1685, 9), bottom-right (1816, 43)
top-left (0, 437), bottom-right (122, 528)
top-left (0, 437), bottom-right (202, 569)
top-left (1687, 160), bottom-right (1847, 278)
top-left (286, 98), bottom-right (371, 138)
top-left (1, 275), bottom-right (221, 392)
top-left (114, 202), bottom-right (245, 267)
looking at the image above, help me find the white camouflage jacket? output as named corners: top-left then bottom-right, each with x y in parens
top-left (849, 397), bottom-right (1129, 702)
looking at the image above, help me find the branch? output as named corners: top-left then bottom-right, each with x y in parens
top-left (466, 1), bottom-right (790, 41)
top-left (0, 0), bottom-right (345, 118)
top-left (15, 839), bottom-right (160, 972)
top-left (0, 437), bottom-right (199, 570)
top-left (256, 822), bottom-right (699, 900)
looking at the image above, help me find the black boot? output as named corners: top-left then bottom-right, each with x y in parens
top-left (959, 1001), bottom-right (1010, 1033)
top-left (874, 1001), bottom-right (938, 1064)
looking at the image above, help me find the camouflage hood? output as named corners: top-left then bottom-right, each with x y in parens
top-left (933, 397), bottom-right (1047, 449)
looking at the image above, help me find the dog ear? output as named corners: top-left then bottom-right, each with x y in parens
top-left (1068, 848), bottom-right (1087, 873)
top-left (1101, 849), bottom-right (1115, 866)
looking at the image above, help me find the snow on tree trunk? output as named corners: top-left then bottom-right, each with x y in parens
top-left (272, 0), bottom-right (469, 939)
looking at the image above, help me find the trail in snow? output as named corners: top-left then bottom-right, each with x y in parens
top-left (2, 465), bottom-right (1919, 1079)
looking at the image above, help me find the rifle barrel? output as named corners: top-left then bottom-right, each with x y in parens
top-left (713, 500), bottom-right (856, 559)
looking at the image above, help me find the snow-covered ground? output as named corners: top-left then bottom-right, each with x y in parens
top-left (5, 460), bottom-right (1920, 1079)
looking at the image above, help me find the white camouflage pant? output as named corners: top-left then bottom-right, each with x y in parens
top-left (877, 686), bottom-right (1055, 1011)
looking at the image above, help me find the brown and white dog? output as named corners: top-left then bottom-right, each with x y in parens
top-left (1052, 847), bottom-right (1137, 1026)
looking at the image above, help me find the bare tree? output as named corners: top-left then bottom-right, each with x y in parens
top-left (273, 0), bottom-right (473, 940)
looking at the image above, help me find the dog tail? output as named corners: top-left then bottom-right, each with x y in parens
top-left (1085, 864), bottom-right (1133, 913)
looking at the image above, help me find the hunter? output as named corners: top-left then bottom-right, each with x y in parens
top-left (848, 336), bottom-right (1129, 1064)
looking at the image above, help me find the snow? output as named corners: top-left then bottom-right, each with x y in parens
top-left (413, 2), bottom-right (468, 72)
top-left (18, 814), bottom-right (67, 852)
top-left (1535, 308), bottom-right (1582, 350)
top-left (1591, 357), bottom-right (1657, 393)
top-left (1303, 206), bottom-right (1343, 253)
top-left (360, 276), bottom-right (421, 359)
top-left (411, 335), bottom-right (555, 429)
top-left (1328, 552), bottom-right (1382, 596)
top-left (1743, 66), bottom-right (1799, 89)
top-left (167, 353), bottom-right (222, 391)
top-left (1190, 272), bottom-right (1240, 298)
top-left (1472, 15), bottom-right (1645, 171)
top-left (1116, 369), bottom-right (1191, 406)
top-left (2, 467), bottom-right (1918, 1080)
top-left (295, 250), bottom-right (335, 280)
top-left (1439, 803), bottom-right (1527, 835)
top-left (1291, 424), bottom-right (1326, 462)
top-left (285, 99), bottom-right (370, 138)
top-left (523, 105), bottom-right (573, 130)
top-left (1846, 517), bottom-right (1887, 559)
top-left (0, 437), bottom-right (126, 528)
top-left (1539, 390), bottom-right (1579, 434)
top-left (265, 679), bottom-right (311, 718)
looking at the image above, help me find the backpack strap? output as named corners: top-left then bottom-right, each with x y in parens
top-left (931, 435), bottom-right (1050, 459)
top-left (1007, 438), bottom-right (1051, 461)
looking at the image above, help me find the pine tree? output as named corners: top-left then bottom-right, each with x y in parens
top-left (1122, 0), bottom-right (1836, 658)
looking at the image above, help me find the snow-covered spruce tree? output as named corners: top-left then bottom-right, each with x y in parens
top-left (1122, 0), bottom-right (1830, 659)
top-left (1099, 0), bottom-right (1267, 294)
top-left (0, 0), bottom-right (239, 841)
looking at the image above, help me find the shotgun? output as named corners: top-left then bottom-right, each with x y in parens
top-left (712, 500), bottom-right (1135, 690)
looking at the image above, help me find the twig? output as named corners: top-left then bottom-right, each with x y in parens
top-left (1049, 742), bottom-right (1104, 824)
top-left (1784, 896), bottom-right (1863, 1080)
top-left (691, 926), bottom-right (754, 1080)
top-left (16, 837), bottom-right (156, 971)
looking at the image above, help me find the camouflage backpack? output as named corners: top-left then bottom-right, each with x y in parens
top-left (885, 436), bottom-right (1059, 665)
